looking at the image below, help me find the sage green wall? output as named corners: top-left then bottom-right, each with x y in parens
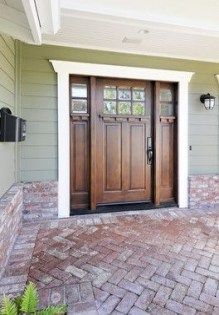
top-left (20, 43), bottom-right (219, 181)
top-left (0, 34), bottom-right (16, 197)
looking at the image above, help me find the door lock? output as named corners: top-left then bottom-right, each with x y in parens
top-left (147, 137), bottom-right (153, 165)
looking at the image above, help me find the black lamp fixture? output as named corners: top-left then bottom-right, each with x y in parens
top-left (200, 93), bottom-right (215, 110)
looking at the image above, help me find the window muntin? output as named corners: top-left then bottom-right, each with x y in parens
top-left (103, 85), bottom-right (146, 115)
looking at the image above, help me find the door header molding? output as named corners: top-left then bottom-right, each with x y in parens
top-left (50, 60), bottom-right (194, 218)
top-left (51, 60), bottom-right (194, 83)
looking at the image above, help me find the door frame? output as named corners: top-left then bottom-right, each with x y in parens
top-left (50, 60), bottom-right (194, 218)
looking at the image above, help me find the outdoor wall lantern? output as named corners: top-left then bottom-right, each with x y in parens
top-left (200, 93), bottom-right (215, 110)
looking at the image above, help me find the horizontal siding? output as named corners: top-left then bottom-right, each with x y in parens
top-left (21, 170), bottom-right (57, 182)
top-left (0, 34), bottom-right (15, 197)
top-left (20, 43), bottom-right (219, 181)
top-left (21, 146), bottom-right (57, 159)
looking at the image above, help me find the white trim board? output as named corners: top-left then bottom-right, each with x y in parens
top-left (50, 60), bottom-right (194, 218)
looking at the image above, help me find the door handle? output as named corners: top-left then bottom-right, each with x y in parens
top-left (147, 137), bottom-right (153, 165)
top-left (147, 149), bottom-right (153, 164)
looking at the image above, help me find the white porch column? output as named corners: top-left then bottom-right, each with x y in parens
top-left (57, 71), bottom-right (70, 218)
top-left (178, 79), bottom-right (189, 208)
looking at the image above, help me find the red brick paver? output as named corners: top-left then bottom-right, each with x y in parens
top-left (0, 207), bottom-right (219, 314)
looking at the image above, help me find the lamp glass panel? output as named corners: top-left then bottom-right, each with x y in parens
top-left (210, 98), bottom-right (215, 109)
top-left (204, 99), bottom-right (210, 110)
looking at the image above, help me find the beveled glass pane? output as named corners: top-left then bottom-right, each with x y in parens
top-left (104, 101), bottom-right (116, 114)
top-left (161, 103), bottom-right (174, 116)
top-left (71, 84), bottom-right (87, 98)
top-left (118, 101), bottom-right (131, 114)
top-left (160, 89), bottom-right (173, 102)
top-left (71, 99), bottom-right (87, 113)
top-left (132, 88), bottom-right (145, 101)
top-left (133, 102), bottom-right (145, 115)
top-left (104, 86), bottom-right (116, 99)
top-left (118, 88), bottom-right (131, 100)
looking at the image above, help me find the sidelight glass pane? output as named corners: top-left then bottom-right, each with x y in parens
top-left (118, 101), bottom-right (131, 114)
top-left (132, 88), bottom-right (145, 101)
top-left (161, 103), bottom-right (174, 116)
top-left (160, 89), bottom-right (173, 102)
top-left (71, 99), bottom-right (87, 113)
top-left (132, 102), bottom-right (145, 115)
top-left (118, 88), bottom-right (131, 100)
top-left (104, 101), bottom-right (116, 114)
top-left (71, 84), bottom-right (87, 98)
top-left (104, 86), bottom-right (116, 99)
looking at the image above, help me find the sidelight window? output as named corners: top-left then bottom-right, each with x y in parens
top-left (71, 83), bottom-right (88, 114)
top-left (160, 87), bottom-right (174, 116)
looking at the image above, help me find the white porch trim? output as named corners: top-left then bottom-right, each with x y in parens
top-left (50, 60), bottom-right (194, 218)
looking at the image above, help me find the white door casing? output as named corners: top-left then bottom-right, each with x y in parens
top-left (50, 60), bottom-right (194, 218)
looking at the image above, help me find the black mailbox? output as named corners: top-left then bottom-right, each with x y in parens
top-left (0, 107), bottom-right (26, 142)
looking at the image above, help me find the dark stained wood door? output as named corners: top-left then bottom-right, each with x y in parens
top-left (95, 78), bottom-right (152, 205)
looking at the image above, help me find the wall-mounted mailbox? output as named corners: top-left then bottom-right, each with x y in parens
top-left (0, 107), bottom-right (26, 142)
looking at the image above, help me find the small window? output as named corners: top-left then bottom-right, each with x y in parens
top-left (71, 83), bottom-right (88, 114)
top-left (118, 101), bottom-right (131, 114)
top-left (103, 85), bottom-right (146, 115)
top-left (104, 101), bottom-right (117, 114)
top-left (160, 89), bottom-right (172, 102)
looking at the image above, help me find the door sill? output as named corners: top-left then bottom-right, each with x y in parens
top-left (70, 201), bottom-right (177, 216)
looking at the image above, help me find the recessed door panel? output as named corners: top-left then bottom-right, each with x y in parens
top-left (129, 124), bottom-right (145, 190)
top-left (104, 123), bottom-right (122, 191)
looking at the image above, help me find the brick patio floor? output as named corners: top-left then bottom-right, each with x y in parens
top-left (1, 207), bottom-right (219, 314)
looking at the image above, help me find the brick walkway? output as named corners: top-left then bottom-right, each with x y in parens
top-left (1, 207), bottom-right (219, 314)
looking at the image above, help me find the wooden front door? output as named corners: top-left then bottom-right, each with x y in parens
top-left (70, 76), bottom-right (177, 211)
top-left (95, 78), bottom-right (152, 205)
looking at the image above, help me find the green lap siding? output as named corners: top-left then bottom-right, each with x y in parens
top-left (0, 34), bottom-right (16, 197)
top-left (20, 43), bottom-right (219, 181)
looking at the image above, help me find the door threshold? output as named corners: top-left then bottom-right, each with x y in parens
top-left (70, 201), bottom-right (177, 216)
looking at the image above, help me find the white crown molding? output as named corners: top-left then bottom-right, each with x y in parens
top-left (51, 60), bottom-right (194, 82)
top-left (50, 60), bottom-right (194, 218)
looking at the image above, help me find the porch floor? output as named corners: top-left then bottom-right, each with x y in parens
top-left (1, 207), bottom-right (219, 315)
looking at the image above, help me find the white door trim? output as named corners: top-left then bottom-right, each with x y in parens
top-left (50, 60), bottom-right (194, 218)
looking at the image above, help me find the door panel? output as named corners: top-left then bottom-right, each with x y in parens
top-left (154, 82), bottom-right (177, 204)
top-left (104, 123), bottom-right (122, 191)
top-left (70, 77), bottom-right (90, 210)
top-left (129, 124), bottom-right (145, 190)
top-left (96, 78), bottom-right (152, 205)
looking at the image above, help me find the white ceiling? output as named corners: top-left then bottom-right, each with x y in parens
top-left (42, 0), bottom-right (219, 62)
top-left (1, 0), bottom-right (219, 62)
